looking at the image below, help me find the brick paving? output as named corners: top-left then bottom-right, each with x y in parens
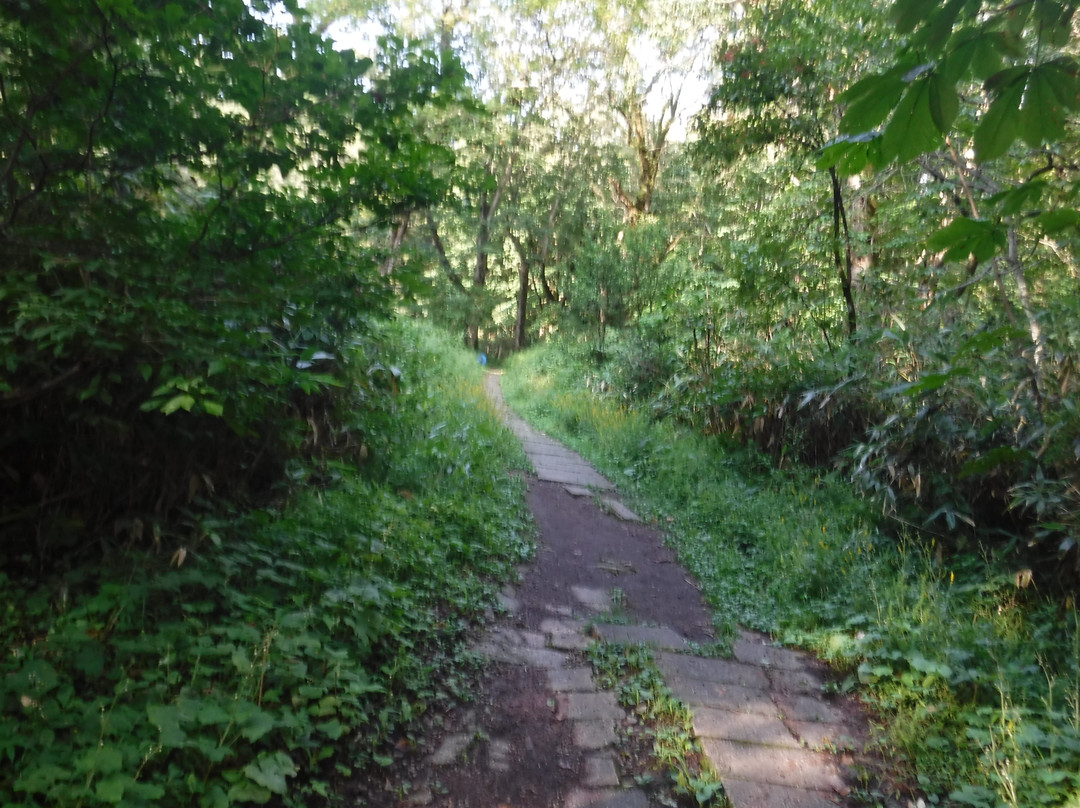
top-left (430, 374), bottom-right (868, 808)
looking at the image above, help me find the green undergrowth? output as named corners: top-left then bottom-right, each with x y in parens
top-left (588, 641), bottom-right (726, 807)
top-left (504, 343), bottom-right (1080, 808)
top-left (1, 321), bottom-right (533, 808)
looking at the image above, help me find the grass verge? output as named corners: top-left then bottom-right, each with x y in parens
top-left (2, 320), bottom-right (533, 808)
top-left (503, 342), bottom-right (1080, 808)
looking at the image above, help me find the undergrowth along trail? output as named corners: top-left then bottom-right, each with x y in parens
top-left (502, 343), bottom-right (1080, 808)
top-left (2, 322), bottom-right (534, 808)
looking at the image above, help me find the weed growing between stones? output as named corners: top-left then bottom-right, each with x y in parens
top-left (587, 641), bottom-right (727, 807)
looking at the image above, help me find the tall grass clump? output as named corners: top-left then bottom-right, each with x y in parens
top-left (2, 319), bottom-right (533, 808)
top-left (503, 340), bottom-right (1080, 808)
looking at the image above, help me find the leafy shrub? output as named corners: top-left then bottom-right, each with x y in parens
top-left (0, 0), bottom-right (458, 574)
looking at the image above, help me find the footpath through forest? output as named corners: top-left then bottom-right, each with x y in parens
top-left (360, 373), bottom-right (876, 808)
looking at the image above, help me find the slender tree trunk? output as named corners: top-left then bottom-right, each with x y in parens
top-left (379, 213), bottom-right (410, 276)
top-left (829, 167), bottom-right (857, 339)
top-left (515, 258), bottom-right (529, 349)
top-left (1007, 228), bottom-right (1045, 411)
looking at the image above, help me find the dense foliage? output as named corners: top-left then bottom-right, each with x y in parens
top-left (0, 0), bottom-right (457, 576)
top-left (2, 321), bottom-right (532, 807)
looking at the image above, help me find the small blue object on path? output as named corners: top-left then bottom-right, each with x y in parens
top-left (478, 352), bottom-right (487, 366)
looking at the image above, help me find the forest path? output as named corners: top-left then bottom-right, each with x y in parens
top-left (374, 374), bottom-right (873, 808)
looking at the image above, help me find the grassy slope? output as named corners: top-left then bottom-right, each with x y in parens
top-left (2, 320), bottom-right (533, 808)
top-left (502, 342), bottom-right (1080, 808)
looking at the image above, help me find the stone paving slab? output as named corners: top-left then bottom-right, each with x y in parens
top-left (496, 586), bottom-right (520, 614)
top-left (431, 733), bottom-right (471, 765)
top-left (541, 617), bottom-right (589, 634)
top-left (600, 497), bottom-right (641, 522)
top-left (666, 677), bottom-right (780, 715)
top-left (593, 623), bottom-right (689, 651)
top-left (571, 585), bottom-right (613, 612)
top-left (535, 467), bottom-right (616, 489)
top-left (573, 719), bottom-right (619, 749)
top-left (769, 667), bottom-right (827, 695)
top-left (520, 442), bottom-right (592, 462)
top-left (584, 754), bottom-right (620, 787)
top-left (656, 651), bottom-right (770, 690)
top-left (487, 738), bottom-right (512, 772)
top-left (564, 788), bottom-right (650, 808)
top-left (732, 633), bottom-right (811, 672)
top-left (773, 694), bottom-right (847, 724)
top-left (701, 739), bottom-right (847, 792)
top-left (473, 628), bottom-right (567, 669)
top-left (560, 691), bottom-right (623, 722)
top-left (551, 631), bottom-right (595, 651)
top-left (692, 707), bottom-right (801, 748)
top-left (786, 721), bottom-right (858, 752)
top-left (722, 777), bottom-right (842, 808)
top-left (548, 667), bottom-right (597, 693)
top-left (564, 485), bottom-right (594, 497)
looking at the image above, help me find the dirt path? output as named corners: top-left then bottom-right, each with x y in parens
top-left (352, 374), bottom-right (878, 808)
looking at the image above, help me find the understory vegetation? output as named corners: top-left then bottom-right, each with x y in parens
top-left (2, 321), bottom-right (533, 808)
top-left (504, 345), bottom-right (1080, 808)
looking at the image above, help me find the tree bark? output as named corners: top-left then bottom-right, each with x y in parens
top-left (379, 213), bottom-right (411, 276)
top-left (829, 167), bottom-right (858, 339)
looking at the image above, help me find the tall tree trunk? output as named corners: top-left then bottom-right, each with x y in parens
top-left (1007, 228), bottom-right (1045, 411)
top-left (379, 213), bottom-right (410, 276)
top-left (611, 90), bottom-right (678, 226)
top-left (829, 167), bottom-right (858, 339)
top-left (515, 257), bottom-right (529, 349)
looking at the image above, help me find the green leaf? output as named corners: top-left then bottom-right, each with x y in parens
top-left (74, 638), bottom-right (106, 678)
top-left (231, 648), bottom-right (252, 672)
top-left (928, 72), bottom-right (959, 131)
top-left (882, 372), bottom-right (954, 397)
top-left (959, 446), bottom-right (1030, 479)
top-left (197, 701), bottom-right (232, 726)
top-left (95, 774), bottom-right (140, 803)
top-left (927, 217), bottom-right (1007, 261)
top-left (243, 751), bottom-right (297, 794)
top-left (202, 400), bottom-right (225, 416)
top-left (1044, 59), bottom-right (1080, 110)
top-left (969, 32), bottom-right (1007, 79)
top-left (316, 719), bottom-right (346, 739)
top-left (147, 703), bottom-right (187, 748)
top-left (881, 76), bottom-right (943, 164)
top-left (1036, 208), bottom-right (1080, 233)
top-left (15, 764), bottom-right (73, 794)
top-left (913, 0), bottom-right (965, 54)
top-left (974, 76), bottom-right (1025, 162)
top-left (892, 0), bottom-right (941, 32)
top-left (1019, 68), bottom-right (1069, 147)
top-left (987, 181), bottom-right (1046, 216)
top-left (161, 393), bottom-right (196, 415)
top-left (227, 780), bottom-right (273, 804)
top-left (839, 70), bottom-right (907, 134)
top-left (77, 745), bottom-right (124, 775)
top-left (238, 707), bottom-right (275, 742)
